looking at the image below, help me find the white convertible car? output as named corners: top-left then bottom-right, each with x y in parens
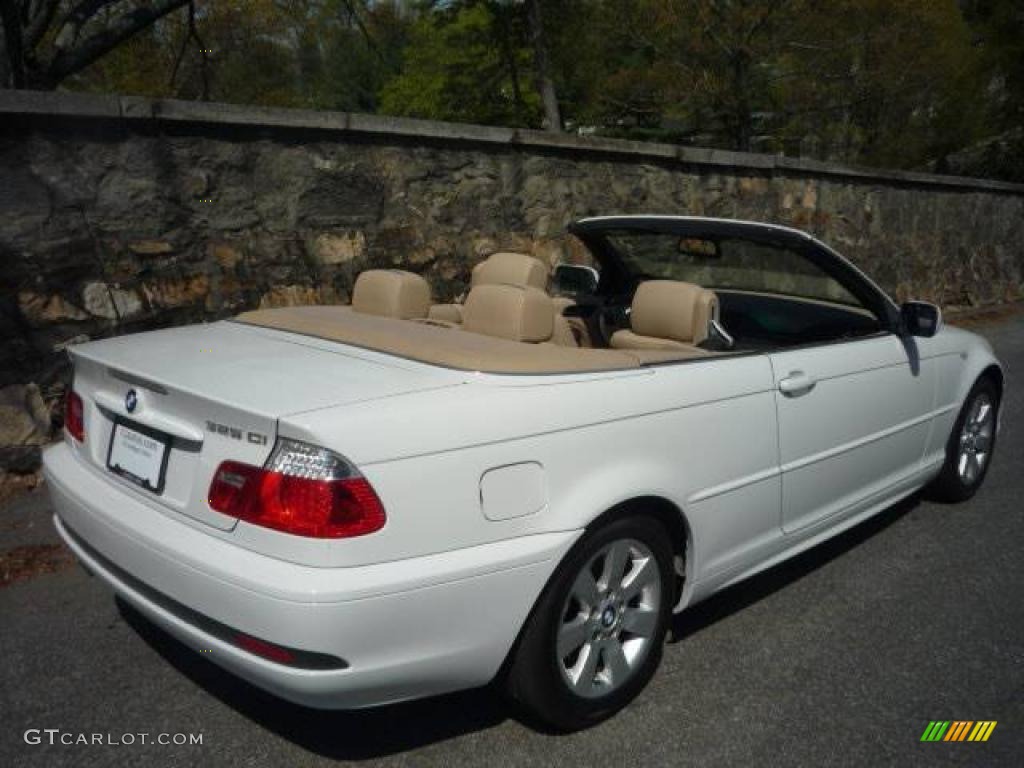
top-left (44, 216), bottom-right (1003, 730)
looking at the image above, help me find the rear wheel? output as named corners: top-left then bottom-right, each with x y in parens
top-left (927, 376), bottom-right (999, 502)
top-left (504, 514), bottom-right (674, 731)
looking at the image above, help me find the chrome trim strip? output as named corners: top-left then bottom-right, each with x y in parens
top-left (108, 368), bottom-right (169, 395)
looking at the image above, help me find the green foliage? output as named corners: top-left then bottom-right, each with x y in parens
top-left (45, 0), bottom-right (1024, 178)
top-left (379, 2), bottom-right (540, 126)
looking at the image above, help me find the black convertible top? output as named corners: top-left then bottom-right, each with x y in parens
top-left (569, 215), bottom-right (815, 251)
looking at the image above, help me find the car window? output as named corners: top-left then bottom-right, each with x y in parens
top-left (605, 232), bottom-right (862, 308)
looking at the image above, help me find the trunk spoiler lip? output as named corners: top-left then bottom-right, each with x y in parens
top-left (70, 343), bottom-right (467, 422)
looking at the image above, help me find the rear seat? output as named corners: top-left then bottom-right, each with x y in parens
top-left (428, 252), bottom-right (548, 324)
top-left (351, 269), bottom-right (431, 319)
top-left (429, 252), bottom-right (578, 347)
top-left (461, 284), bottom-right (554, 344)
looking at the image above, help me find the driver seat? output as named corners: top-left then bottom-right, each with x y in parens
top-left (610, 280), bottom-right (719, 351)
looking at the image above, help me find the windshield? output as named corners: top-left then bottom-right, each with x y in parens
top-left (604, 230), bottom-right (862, 308)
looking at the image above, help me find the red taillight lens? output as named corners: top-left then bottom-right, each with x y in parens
top-left (208, 446), bottom-right (386, 539)
top-left (65, 390), bottom-right (85, 443)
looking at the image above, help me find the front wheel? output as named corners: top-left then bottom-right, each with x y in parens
top-left (504, 514), bottom-right (674, 731)
top-left (927, 376), bottom-right (1000, 502)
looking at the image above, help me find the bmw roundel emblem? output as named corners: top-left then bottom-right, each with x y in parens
top-left (125, 389), bottom-right (138, 413)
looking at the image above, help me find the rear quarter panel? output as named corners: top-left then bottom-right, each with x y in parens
top-left (278, 354), bottom-right (781, 584)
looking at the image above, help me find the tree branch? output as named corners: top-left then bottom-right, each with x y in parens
top-left (24, 0), bottom-right (59, 49)
top-left (52, 0), bottom-right (117, 54)
top-left (46, 0), bottom-right (189, 83)
top-left (169, 0), bottom-right (209, 99)
top-left (339, 0), bottom-right (387, 65)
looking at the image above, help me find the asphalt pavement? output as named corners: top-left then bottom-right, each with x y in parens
top-left (2, 315), bottom-right (1022, 767)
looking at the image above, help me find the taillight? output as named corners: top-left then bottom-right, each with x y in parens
top-left (65, 390), bottom-right (85, 443)
top-left (208, 439), bottom-right (386, 539)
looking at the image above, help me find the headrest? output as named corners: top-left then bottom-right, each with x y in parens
top-left (471, 252), bottom-right (548, 291)
top-left (462, 284), bottom-right (554, 343)
top-left (352, 270), bottom-right (431, 319)
top-left (630, 280), bottom-right (718, 343)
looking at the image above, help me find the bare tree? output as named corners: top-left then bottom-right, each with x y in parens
top-left (0, 0), bottom-right (190, 90)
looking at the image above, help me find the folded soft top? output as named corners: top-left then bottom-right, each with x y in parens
top-left (235, 306), bottom-right (709, 375)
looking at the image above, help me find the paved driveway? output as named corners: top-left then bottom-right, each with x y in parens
top-left (2, 316), bottom-right (1022, 767)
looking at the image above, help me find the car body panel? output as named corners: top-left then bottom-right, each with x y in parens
top-left (46, 443), bottom-right (579, 707)
top-left (768, 332), bottom-right (937, 532)
top-left (44, 216), bottom-right (1005, 711)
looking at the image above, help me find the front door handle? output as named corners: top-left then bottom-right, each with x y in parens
top-left (778, 370), bottom-right (817, 397)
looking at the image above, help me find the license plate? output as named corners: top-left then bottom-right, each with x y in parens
top-left (106, 421), bottom-right (170, 494)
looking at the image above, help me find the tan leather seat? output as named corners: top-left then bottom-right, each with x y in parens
top-left (610, 280), bottom-right (719, 351)
top-left (427, 252), bottom-right (577, 347)
top-left (428, 252), bottom-right (548, 325)
top-left (461, 284), bottom-right (554, 343)
top-left (352, 270), bottom-right (431, 319)
top-left (471, 251), bottom-right (548, 290)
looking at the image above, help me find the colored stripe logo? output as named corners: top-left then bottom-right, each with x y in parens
top-left (920, 721), bottom-right (997, 742)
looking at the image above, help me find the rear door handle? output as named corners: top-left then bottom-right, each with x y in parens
top-left (778, 371), bottom-right (817, 397)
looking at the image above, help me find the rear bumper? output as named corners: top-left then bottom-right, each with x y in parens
top-left (44, 442), bottom-right (578, 708)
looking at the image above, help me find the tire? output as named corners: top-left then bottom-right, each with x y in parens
top-left (927, 376), bottom-right (1000, 502)
top-left (504, 514), bottom-right (675, 732)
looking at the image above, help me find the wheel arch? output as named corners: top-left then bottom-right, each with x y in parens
top-left (494, 493), bottom-right (694, 691)
top-left (581, 495), bottom-right (693, 611)
top-left (980, 363), bottom-right (1003, 401)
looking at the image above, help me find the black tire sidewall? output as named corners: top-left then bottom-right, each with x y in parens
top-left (507, 514), bottom-right (675, 731)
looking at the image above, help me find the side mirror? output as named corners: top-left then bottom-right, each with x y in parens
top-left (553, 264), bottom-right (599, 296)
top-left (900, 301), bottom-right (942, 338)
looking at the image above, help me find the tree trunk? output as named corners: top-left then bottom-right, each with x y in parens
top-left (732, 52), bottom-right (753, 152)
top-left (525, 0), bottom-right (561, 132)
top-left (494, 4), bottom-right (526, 125)
top-left (0, 0), bottom-right (25, 88)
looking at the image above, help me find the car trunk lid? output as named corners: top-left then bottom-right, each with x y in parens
top-left (66, 320), bottom-right (458, 531)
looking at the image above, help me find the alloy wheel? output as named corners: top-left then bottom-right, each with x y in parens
top-left (958, 393), bottom-right (995, 486)
top-left (556, 538), bottom-right (661, 699)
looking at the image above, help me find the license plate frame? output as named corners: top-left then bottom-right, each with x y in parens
top-left (106, 419), bottom-right (171, 495)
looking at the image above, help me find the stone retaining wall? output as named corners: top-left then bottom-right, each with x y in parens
top-left (1, 90), bottom-right (1023, 478)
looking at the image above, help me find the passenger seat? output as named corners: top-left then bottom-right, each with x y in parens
top-left (610, 280), bottom-right (719, 351)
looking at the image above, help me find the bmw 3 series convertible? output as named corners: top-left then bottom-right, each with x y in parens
top-left (44, 216), bottom-right (1003, 730)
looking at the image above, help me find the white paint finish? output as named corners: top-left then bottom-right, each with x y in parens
top-left (768, 333), bottom-right (936, 532)
top-left (480, 462), bottom-right (547, 521)
top-left (44, 306), bottom-right (1002, 710)
top-left (93, 389), bottom-right (205, 442)
top-left (72, 320), bottom-right (463, 418)
top-left (51, 503), bottom-right (574, 708)
top-left (263, 354), bottom-right (777, 568)
top-left (689, 461), bottom-right (936, 605)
